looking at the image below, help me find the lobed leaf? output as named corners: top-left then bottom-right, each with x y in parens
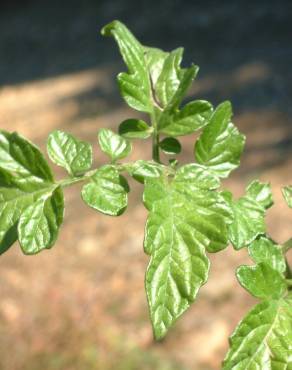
top-left (248, 236), bottom-right (286, 274)
top-left (101, 21), bottom-right (152, 113)
top-left (236, 263), bottom-right (287, 300)
top-left (98, 129), bottom-right (132, 162)
top-left (194, 101), bottom-right (245, 178)
top-left (81, 165), bottom-right (128, 216)
top-left (163, 64), bottom-right (198, 111)
top-left (47, 130), bottom-right (92, 176)
top-left (144, 47), bottom-right (169, 88)
top-left (158, 100), bottom-right (213, 137)
top-left (222, 182), bottom-right (269, 250)
top-left (223, 296), bottom-right (292, 369)
top-left (155, 48), bottom-right (185, 108)
top-left (143, 167), bottom-right (232, 339)
top-left (246, 180), bottom-right (273, 209)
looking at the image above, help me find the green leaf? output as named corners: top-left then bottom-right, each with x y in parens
top-left (155, 48), bottom-right (185, 108)
top-left (223, 296), bottom-right (292, 369)
top-left (159, 137), bottom-right (181, 155)
top-left (81, 165), bottom-right (128, 216)
top-left (126, 160), bottom-right (166, 183)
top-left (164, 64), bottom-right (198, 111)
top-left (118, 119), bottom-right (151, 139)
top-left (0, 130), bottom-right (53, 183)
top-left (143, 168), bottom-right (232, 339)
top-left (101, 21), bottom-right (152, 113)
top-left (18, 186), bottom-right (64, 254)
top-left (222, 186), bottom-right (267, 250)
top-left (236, 263), bottom-right (286, 300)
top-left (194, 101), bottom-right (245, 178)
top-left (144, 47), bottom-right (169, 88)
top-left (0, 131), bottom-right (59, 254)
top-left (47, 130), bottom-right (92, 176)
top-left (248, 237), bottom-right (286, 274)
top-left (282, 186), bottom-right (292, 208)
top-left (158, 100), bottom-right (213, 137)
top-left (98, 129), bottom-right (132, 161)
top-left (246, 180), bottom-right (273, 209)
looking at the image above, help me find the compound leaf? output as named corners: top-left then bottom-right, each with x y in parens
top-left (47, 130), bottom-right (92, 176)
top-left (98, 129), bottom-right (132, 162)
top-left (118, 119), bottom-right (151, 139)
top-left (144, 167), bottom-right (232, 339)
top-left (18, 186), bottom-right (64, 254)
top-left (248, 237), bottom-right (286, 274)
top-left (101, 20), bottom-right (152, 113)
top-left (236, 263), bottom-right (287, 300)
top-left (159, 100), bottom-right (213, 137)
top-left (82, 165), bottom-right (128, 216)
top-left (223, 296), bottom-right (292, 369)
top-left (194, 101), bottom-right (245, 178)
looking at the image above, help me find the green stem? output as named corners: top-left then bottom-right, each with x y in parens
top-left (286, 279), bottom-right (292, 287)
top-left (285, 258), bottom-right (292, 280)
top-left (282, 238), bottom-right (292, 253)
top-left (150, 110), bottom-right (160, 163)
top-left (57, 169), bottom-right (98, 188)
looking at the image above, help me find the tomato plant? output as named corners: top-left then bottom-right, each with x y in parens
top-left (0, 20), bottom-right (291, 368)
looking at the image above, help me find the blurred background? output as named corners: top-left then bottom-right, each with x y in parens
top-left (0, 1), bottom-right (292, 369)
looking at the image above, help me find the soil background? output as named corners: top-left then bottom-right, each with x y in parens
top-left (0, 1), bottom-right (292, 369)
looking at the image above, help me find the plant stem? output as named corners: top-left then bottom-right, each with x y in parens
top-left (285, 258), bottom-right (292, 279)
top-left (150, 110), bottom-right (160, 163)
top-left (286, 279), bottom-right (292, 287)
top-left (282, 238), bottom-right (292, 253)
top-left (57, 169), bottom-right (98, 188)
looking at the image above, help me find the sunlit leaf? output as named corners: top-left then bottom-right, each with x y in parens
top-left (18, 187), bottom-right (64, 254)
top-left (236, 263), bottom-right (286, 299)
top-left (101, 21), bottom-right (152, 112)
top-left (248, 236), bottom-right (286, 274)
top-left (223, 296), bottom-right (292, 369)
top-left (144, 166), bottom-right (232, 339)
top-left (47, 130), bottom-right (92, 176)
top-left (98, 129), bottom-right (132, 161)
top-left (195, 101), bottom-right (245, 178)
top-left (82, 165), bottom-right (128, 216)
